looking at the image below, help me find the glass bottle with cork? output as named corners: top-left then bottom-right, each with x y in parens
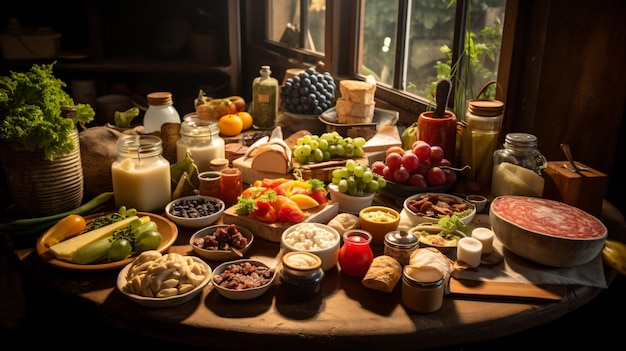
top-left (143, 92), bottom-right (181, 133)
top-left (252, 65), bottom-right (279, 129)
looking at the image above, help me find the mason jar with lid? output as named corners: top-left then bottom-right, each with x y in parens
top-left (491, 133), bottom-right (547, 198)
top-left (461, 98), bottom-right (504, 191)
top-left (176, 118), bottom-right (225, 173)
top-left (111, 135), bottom-right (171, 212)
top-left (384, 230), bottom-right (419, 266)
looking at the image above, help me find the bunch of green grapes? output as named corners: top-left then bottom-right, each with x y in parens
top-left (293, 131), bottom-right (367, 164)
top-left (331, 159), bottom-right (387, 196)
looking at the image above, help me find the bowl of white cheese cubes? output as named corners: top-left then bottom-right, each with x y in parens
top-left (281, 223), bottom-right (340, 271)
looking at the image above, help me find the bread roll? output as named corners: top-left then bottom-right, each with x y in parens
top-left (336, 98), bottom-right (375, 118)
top-left (362, 255), bottom-right (402, 293)
top-left (339, 80), bottom-right (376, 104)
top-left (327, 213), bottom-right (360, 235)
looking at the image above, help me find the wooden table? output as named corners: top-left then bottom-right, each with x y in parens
top-left (10, 198), bottom-right (625, 350)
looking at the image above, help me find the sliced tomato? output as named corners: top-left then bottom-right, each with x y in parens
top-left (269, 195), bottom-right (290, 213)
top-left (277, 199), bottom-right (304, 223)
top-left (309, 189), bottom-right (328, 204)
top-left (249, 201), bottom-right (278, 223)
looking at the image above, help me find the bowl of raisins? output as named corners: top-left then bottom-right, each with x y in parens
top-left (165, 195), bottom-right (225, 229)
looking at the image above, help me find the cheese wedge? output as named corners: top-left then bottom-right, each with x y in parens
top-left (49, 216), bottom-right (139, 262)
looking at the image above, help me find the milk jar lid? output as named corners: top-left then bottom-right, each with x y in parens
top-left (468, 99), bottom-right (504, 117)
top-left (147, 92), bottom-right (173, 106)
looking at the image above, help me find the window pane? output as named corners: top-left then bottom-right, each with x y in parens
top-left (268, 0), bottom-right (325, 54)
top-left (361, 0), bottom-right (399, 86)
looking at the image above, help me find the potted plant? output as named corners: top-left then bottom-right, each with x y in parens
top-left (0, 63), bottom-right (95, 216)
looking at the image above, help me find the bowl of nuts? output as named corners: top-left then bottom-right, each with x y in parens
top-left (165, 195), bottom-right (225, 229)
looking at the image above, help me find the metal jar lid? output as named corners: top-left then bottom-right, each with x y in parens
top-left (384, 230), bottom-right (419, 249)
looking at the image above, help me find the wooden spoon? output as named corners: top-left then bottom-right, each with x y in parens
top-left (230, 246), bottom-right (244, 258)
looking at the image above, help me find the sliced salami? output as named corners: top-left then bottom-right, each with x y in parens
top-left (491, 196), bottom-right (606, 240)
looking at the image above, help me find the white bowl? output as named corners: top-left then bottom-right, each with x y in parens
top-left (407, 223), bottom-right (467, 254)
top-left (165, 195), bottom-right (225, 229)
top-left (211, 259), bottom-right (276, 300)
top-left (117, 256), bottom-right (211, 308)
top-left (327, 183), bottom-right (375, 214)
top-left (490, 195), bottom-right (607, 267)
top-left (403, 192), bottom-right (476, 225)
top-left (190, 224), bottom-right (254, 261)
top-left (281, 222), bottom-right (341, 271)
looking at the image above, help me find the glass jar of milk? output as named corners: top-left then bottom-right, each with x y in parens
top-left (176, 118), bottom-right (225, 173)
top-left (112, 135), bottom-right (171, 212)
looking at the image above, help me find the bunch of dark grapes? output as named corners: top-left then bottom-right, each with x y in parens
top-left (280, 67), bottom-right (337, 115)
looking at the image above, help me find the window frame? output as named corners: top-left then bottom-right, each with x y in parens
top-left (247, 0), bottom-right (516, 125)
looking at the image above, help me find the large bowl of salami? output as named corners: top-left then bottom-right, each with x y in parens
top-left (489, 195), bottom-right (607, 267)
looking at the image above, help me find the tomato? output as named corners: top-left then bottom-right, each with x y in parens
top-left (108, 238), bottom-right (132, 262)
top-left (308, 190), bottom-right (328, 205)
top-left (277, 200), bottom-right (304, 223)
top-left (250, 201), bottom-right (278, 223)
top-left (135, 230), bottom-right (162, 252)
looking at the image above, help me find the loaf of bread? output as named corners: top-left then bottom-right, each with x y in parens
top-left (250, 144), bottom-right (290, 174)
top-left (362, 255), bottom-right (402, 293)
top-left (327, 213), bottom-right (360, 235)
top-left (336, 98), bottom-right (375, 118)
top-left (339, 80), bottom-right (376, 104)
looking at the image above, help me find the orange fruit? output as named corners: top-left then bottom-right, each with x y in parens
top-left (386, 146), bottom-right (405, 157)
top-left (236, 111), bottom-right (253, 130)
top-left (218, 114), bottom-right (243, 136)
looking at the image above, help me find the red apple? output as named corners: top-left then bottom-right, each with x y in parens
top-left (429, 146), bottom-right (445, 164)
top-left (393, 166), bottom-right (411, 184)
top-left (401, 151), bottom-right (420, 172)
top-left (385, 152), bottom-right (403, 171)
top-left (426, 166), bottom-right (447, 187)
top-left (408, 173), bottom-right (428, 188)
top-left (412, 141), bottom-right (432, 162)
top-left (382, 166), bottom-right (395, 181)
top-left (371, 160), bottom-right (386, 175)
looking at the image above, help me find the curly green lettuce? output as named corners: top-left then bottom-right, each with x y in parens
top-left (0, 62), bottom-right (95, 160)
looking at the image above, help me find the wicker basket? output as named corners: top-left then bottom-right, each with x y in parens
top-left (1, 129), bottom-right (84, 216)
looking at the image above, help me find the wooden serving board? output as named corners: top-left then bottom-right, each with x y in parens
top-left (449, 278), bottom-right (567, 301)
top-left (222, 202), bottom-right (339, 243)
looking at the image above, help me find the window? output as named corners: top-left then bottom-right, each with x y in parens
top-left (264, 0), bottom-right (509, 119)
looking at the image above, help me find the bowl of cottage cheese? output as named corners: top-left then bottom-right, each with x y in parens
top-left (281, 222), bottom-right (340, 271)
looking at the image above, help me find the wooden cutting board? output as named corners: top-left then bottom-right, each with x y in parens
top-left (449, 278), bottom-right (567, 301)
top-left (222, 202), bottom-right (339, 243)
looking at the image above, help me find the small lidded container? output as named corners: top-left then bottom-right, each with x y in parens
top-left (280, 251), bottom-right (325, 301)
top-left (401, 266), bottom-right (445, 313)
top-left (384, 230), bottom-right (419, 266)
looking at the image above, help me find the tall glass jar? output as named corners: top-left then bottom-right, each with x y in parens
top-left (252, 66), bottom-right (279, 129)
top-left (143, 92), bottom-right (181, 133)
top-left (461, 99), bottom-right (504, 191)
top-left (111, 135), bottom-right (171, 212)
top-left (176, 118), bottom-right (225, 173)
top-left (337, 229), bottom-right (374, 277)
top-left (491, 133), bottom-right (547, 198)
top-left (219, 167), bottom-right (242, 207)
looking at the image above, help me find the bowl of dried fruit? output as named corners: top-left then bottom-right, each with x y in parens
top-left (403, 192), bottom-right (476, 225)
top-left (211, 259), bottom-right (276, 300)
top-left (190, 224), bottom-right (254, 261)
top-left (165, 195), bottom-right (225, 229)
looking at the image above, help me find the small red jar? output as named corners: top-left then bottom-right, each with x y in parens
top-left (338, 229), bottom-right (374, 277)
top-left (219, 167), bottom-right (242, 207)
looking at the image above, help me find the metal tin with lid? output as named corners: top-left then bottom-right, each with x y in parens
top-left (384, 230), bottom-right (419, 266)
top-left (401, 265), bottom-right (445, 313)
